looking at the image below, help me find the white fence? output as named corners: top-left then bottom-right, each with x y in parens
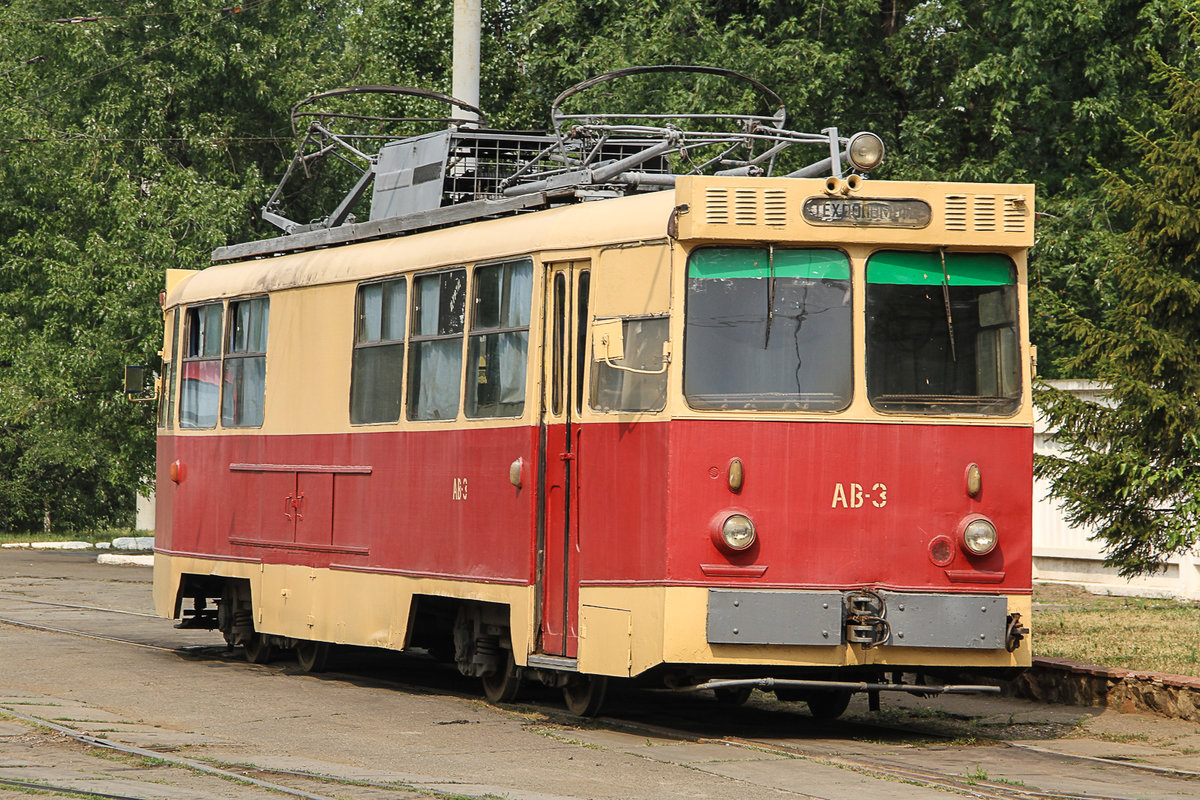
top-left (1033, 379), bottom-right (1200, 600)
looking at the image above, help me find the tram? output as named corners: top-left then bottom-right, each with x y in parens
top-left (151, 68), bottom-right (1034, 717)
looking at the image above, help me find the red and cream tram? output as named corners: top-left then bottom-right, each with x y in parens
top-left (152, 69), bottom-right (1033, 717)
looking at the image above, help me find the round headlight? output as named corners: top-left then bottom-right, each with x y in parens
top-left (962, 518), bottom-right (998, 555)
top-left (847, 132), bottom-right (885, 172)
top-left (721, 514), bottom-right (756, 551)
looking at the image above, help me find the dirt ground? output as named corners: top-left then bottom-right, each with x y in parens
top-left (2, 551), bottom-right (1200, 800)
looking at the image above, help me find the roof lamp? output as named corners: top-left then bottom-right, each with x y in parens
top-left (847, 132), bottom-right (885, 172)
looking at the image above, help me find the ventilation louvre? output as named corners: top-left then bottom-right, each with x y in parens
top-left (764, 189), bottom-right (788, 227)
top-left (705, 188), bottom-right (729, 224)
top-left (1003, 195), bottom-right (1028, 234)
top-left (946, 195), bottom-right (968, 231)
top-left (734, 188), bottom-right (758, 225)
top-left (973, 195), bottom-right (996, 231)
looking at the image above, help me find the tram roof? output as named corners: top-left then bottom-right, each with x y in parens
top-left (173, 173), bottom-right (1035, 307)
top-left (170, 189), bottom-right (676, 307)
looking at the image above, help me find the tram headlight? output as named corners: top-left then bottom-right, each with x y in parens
top-left (961, 517), bottom-right (998, 556)
top-left (720, 514), bottom-right (757, 551)
top-left (847, 132), bottom-right (885, 172)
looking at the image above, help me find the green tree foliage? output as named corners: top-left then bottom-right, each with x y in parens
top-left (1036, 11), bottom-right (1200, 575)
top-left (0, 0), bottom-right (343, 531)
top-left (504, 0), bottom-right (1184, 375)
top-left (0, 0), bottom-right (1193, 540)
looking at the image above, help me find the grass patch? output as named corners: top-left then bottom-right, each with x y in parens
top-left (0, 528), bottom-right (148, 546)
top-left (1034, 584), bottom-right (1200, 677)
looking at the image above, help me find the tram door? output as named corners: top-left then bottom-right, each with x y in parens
top-left (538, 260), bottom-right (591, 657)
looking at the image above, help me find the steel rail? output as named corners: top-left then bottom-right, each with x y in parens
top-left (0, 615), bottom-right (178, 651)
top-left (0, 775), bottom-right (159, 800)
top-left (0, 593), bottom-right (159, 617)
top-left (0, 705), bottom-right (347, 800)
top-left (4, 595), bottom-right (1194, 796)
top-left (714, 734), bottom-right (1134, 800)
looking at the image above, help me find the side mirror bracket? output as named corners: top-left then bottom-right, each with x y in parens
top-left (124, 365), bottom-right (159, 402)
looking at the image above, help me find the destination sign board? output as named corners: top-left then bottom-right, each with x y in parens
top-left (802, 197), bottom-right (932, 228)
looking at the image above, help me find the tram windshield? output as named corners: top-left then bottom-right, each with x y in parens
top-left (684, 247), bottom-right (852, 411)
top-left (866, 251), bottom-right (1020, 415)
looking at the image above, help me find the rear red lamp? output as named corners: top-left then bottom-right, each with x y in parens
top-left (928, 535), bottom-right (954, 566)
top-left (169, 460), bottom-right (185, 484)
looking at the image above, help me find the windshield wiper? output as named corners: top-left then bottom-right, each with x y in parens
top-left (764, 245), bottom-right (775, 349)
top-left (939, 248), bottom-right (958, 362)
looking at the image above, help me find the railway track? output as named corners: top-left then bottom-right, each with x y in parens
top-left (1, 594), bottom-right (1196, 800)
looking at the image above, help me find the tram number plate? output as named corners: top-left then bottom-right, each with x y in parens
top-left (802, 197), bottom-right (932, 228)
top-left (832, 482), bottom-right (887, 509)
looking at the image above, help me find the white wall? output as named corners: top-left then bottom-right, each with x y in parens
top-left (135, 489), bottom-right (155, 533)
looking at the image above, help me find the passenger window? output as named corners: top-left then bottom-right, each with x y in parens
top-left (160, 309), bottom-right (180, 429)
top-left (222, 296), bottom-right (269, 427)
top-left (467, 259), bottom-right (532, 418)
top-left (351, 278), bottom-right (407, 424)
top-left (575, 271), bottom-right (590, 416)
top-left (590, 316), bottom-right (669, 413)
top-left (408, 269), bottom-right (466, 420)
top-left (179, 303), bottom-right (222, 429)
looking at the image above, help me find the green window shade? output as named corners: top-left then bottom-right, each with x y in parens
top-left (867, 252), bottom-right (1014, 286)
top-left (688, 247), bottom-right (850, 281)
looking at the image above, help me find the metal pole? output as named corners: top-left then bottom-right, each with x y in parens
top-left (452, 0), bottom-right (481, 123)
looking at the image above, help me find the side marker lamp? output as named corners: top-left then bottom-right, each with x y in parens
top-left (962, 517), bottom-right (998, 556)
top-left (728, 458), bottom-right (744, 493)
top-left (966, 463), bottom-right (982, 497)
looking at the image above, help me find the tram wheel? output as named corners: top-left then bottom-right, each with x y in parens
top-left (713, 686), bottom-right (753, 705)
top-left (563, 674), bottom-right (608, 717)
top-left (294, 640), bottom-right (330, 673)
top-left (806, 690), bottom-right (852, 720)
top-left (243, 632), bottom-right (274, 664)
top-left (481, 650), bottom-right (522, 704)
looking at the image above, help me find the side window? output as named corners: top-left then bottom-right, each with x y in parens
top-left (467, 259), bottom-right (533, 418)
top-left (222, 296), bottom-right (269, 427)
top-left (590, 316), bottom-right (669, 413)
top-left (351, 278), bottom-right (407, 424)
top-left (159, 309), bottom-right (180, 429)
top-left (179, 303), bottom-right (222, 429)
top-left (408, 269), bottom-right (466, 421)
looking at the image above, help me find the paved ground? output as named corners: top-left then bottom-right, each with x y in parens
top-left (1, 550), bottom-right (1199, 800)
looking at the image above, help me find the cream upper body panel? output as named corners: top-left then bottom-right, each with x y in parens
top-left (168, 175), bottom-right (1034, 307)
top-left (167, 190), bottom-right (679, 308)
top-left (162, 175), bottom-right (1036, 434)
top-left (673, 176), bottom-right (1035, 249)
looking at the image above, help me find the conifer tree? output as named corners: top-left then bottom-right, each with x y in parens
top-left (1036, 12), bottom-right (1200, 576)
